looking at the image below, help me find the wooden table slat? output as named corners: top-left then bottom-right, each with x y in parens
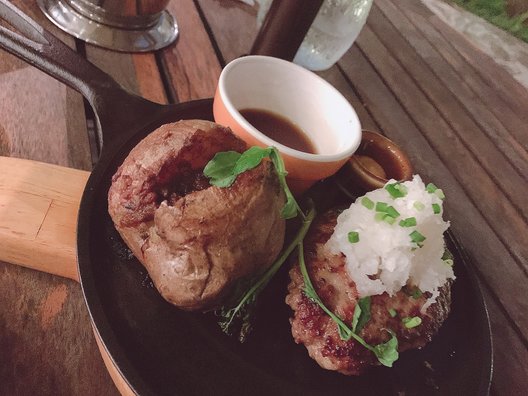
top-left (377, 0), bottom-right (528, 169)
top-left (382, 0), bottom-right (528, 152)
top-left (84, 44), bottom-right (142, 96)
top-left (195, 0), bottom-right (258, 65)
top-left (132, 54), bottom-right (168, 104)
top-left (160, 0), bottom-right (222, 102)
top-left (0, 2), bottom-right (91, 170)
top-left (422, 4), bottom-right (528, 118)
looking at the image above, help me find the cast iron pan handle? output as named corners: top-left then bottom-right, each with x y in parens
top-left (0, 0), bottom-right (163, 154)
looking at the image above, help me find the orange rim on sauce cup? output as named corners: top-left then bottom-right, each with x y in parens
top-left (213, 55), bottom-right (362, 194)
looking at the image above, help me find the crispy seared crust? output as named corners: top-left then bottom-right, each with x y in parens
top-left (286, 209), bottom-right (451, 375)
top-left (108, 120), bottom-right (286, 310)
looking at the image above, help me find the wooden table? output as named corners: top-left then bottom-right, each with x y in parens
top-left (1, 0), bottom-right (527, 394)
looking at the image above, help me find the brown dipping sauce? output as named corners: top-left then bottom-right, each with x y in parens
top-left (239, 108), bottom-right (317, 154)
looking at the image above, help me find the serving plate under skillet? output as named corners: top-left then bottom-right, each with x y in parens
top-left (79, 100), bottom-right (493, 396)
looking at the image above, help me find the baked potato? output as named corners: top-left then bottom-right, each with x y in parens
top-left (108, 120), bottom-right (286, 310)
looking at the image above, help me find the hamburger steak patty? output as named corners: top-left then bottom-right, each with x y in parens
top-left (286, 209), bottom-right (452, 375)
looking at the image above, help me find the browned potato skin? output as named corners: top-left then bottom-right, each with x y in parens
top-left (108, 120), bottom-right (286, 310)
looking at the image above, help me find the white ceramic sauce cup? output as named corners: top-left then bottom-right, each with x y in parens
top-left (213, 55), bottom-right (362, 194)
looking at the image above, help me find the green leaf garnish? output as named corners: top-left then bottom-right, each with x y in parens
top-left (385, 182), bottom-right (408, 198)
top-left (432, 203), bottom-right (441, 214)
top-left (352, 297), bottom-right (371, 334)
top-left (399, 217), bottom-right (417, 227)
top-left (361, 197), bottom-right (375, 210)
top-left (232, 146), bottom-right (272, 175)
top-left (203, 151), bottom-right (242, 187)
top-left (299, 244), bottom-right (399, 367)
top-left (217, 204), bottom-right (316, 342)
top-left (373, 329), bottom-right (399, 367)
top-left (435, 189), bottom-right (445, 200)
top-left (388, 308), bottom-right (397, 318)
top-left (402, 316), bottom-right (422, 329)
top-left (348, 231), bottom-right (360, 243)
top-left (204, 146), bottom-right (301, 220)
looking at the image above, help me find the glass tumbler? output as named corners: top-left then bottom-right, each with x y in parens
top-left (257, 0), bottom-right (373, 71)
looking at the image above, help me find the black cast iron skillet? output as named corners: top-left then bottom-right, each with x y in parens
top-left (0, 2), bottom-right (492, 395)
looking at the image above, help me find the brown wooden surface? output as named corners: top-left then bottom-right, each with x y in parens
top-left (1, 0), bottom-right (527, 394)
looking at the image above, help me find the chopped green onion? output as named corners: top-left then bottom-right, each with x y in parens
top-left (376, 202), bottom-right (388, 212)
top-left (444, 259), bottom-right (454, 267)
top-left (376, 202), bottom-right (400, 218)
top-left (399, 217), bottom-right (417, 227)
top-left (388, 308), bottom-right (397, 318)
top-left (442, 249), bottom-right (453, 261)
top-left (413, 201), bottom-right (425, 211)
top-left (383, 215), bottom-right (396, 225)
top-left (426, 183), bottom-right (438, 193)
top-left (402, 316), bottom-right (422, 329)
top-left (376, 212), bottom-right (398, 225)
top-left (385, 206), bottom-right (400, 218)
top-left (432, 203), bottom-right (441, 214)
top-left (361, 197), bottom-right (375, 210)
top-left (375, 213), bottom-right (386, 222)
top-left (385, 182), bottom-right (408, 198)
top-left (348, 231), bottom-right (360, 243)
top-left (435, 189), bottom-right (445, 200)
top-left (410, 230), bottom-right (426, 246)
top-left (411, 288), bottom-right (423, 299)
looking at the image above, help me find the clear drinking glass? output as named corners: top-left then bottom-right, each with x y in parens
top-left (257, 0), bottom-right (373, 71)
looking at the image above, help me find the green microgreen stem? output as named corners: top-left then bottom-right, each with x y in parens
top-left (298, 243), bottom-right (399, 367)
top-left (204, 146), bottom-right (303, 220)
top-left (269, 147), bottom-right (304, 221)
top-left (218, 204), bottom-right (315, 339)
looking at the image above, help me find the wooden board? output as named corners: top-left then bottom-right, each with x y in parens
top-left (160, 0), bottom-right (223, 102)
top-left (0, 1), bottom-right (117, 394)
